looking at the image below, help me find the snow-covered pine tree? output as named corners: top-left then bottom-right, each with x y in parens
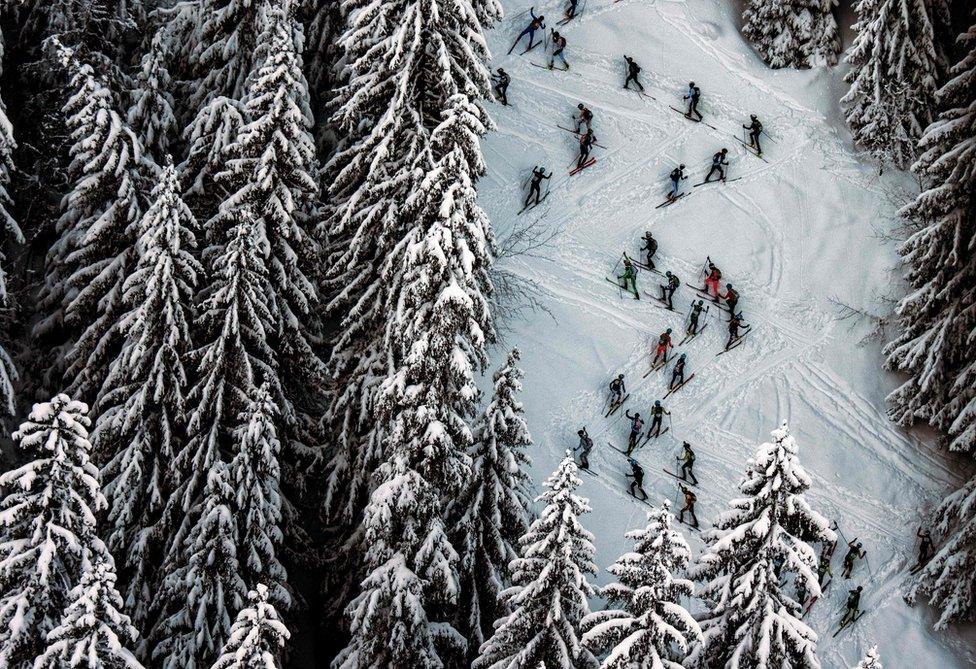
top-left (886, 19), bottom-right (976, 628)
top-left (161, 213), bottom-right (274, 569)
top-left (841, 0), bottom-right (946, 169)
top-left (212, 0), bottom-right (324, 420)
top-left (581, 500), bottom-right (702, 669)
top-left (885, 17), bottom-right (976, 454)
top-left (210, 584), bottom-right (290, 669)
top-left (127, 32), bottom-right (177, 165)
top-left (688, 422), bottom-right (835, 669)
top-left (93, 163), bottom-right (201, 628)
top-left (0, 27), bottom-right (23, 418)
top-left (0, 394), bottom-right (110, 668)
top-left (741, 0), bottom-right (840, 68)
top-left (34, 554), bottom-right (144, 669)
top-left (34, 40), bottom-right (145, 404)
top-left (450, 348), bottom-right (534, 659)
top-left (322, 0), bottom-right (498, 528)
top-left (853, 646), bottom-right (882, 668)
top-left (332, 453), bottom-right (466, 668)
top-left (230, 384), bottom-right (290, 610)
top-left (152, 462), bottom-right (247, 669)
top-left (180, 96), bottom-right (245, 217)
top-left (473, 454), bottom-right (598, 669)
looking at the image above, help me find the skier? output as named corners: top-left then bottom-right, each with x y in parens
top-left (564, 0), bottom-right (579, 20)
top-left (651, 329), bottom-right (673, 365)
top-left (575, 428), bottom-right (593, 469)
top-left (702, 262), bottom-right (722, 298)
top-left (683, 81), bottom-right (702, 120)
top-left (509, 8), bottom-right (546, 54)
top-left (669, 353), bottom-right (687, 390)
top-left (640, 231), bottom-right (658, 270)
top-left (624, 410), bottom-right (644, 455)
top-left (648, 400), bottom-right (670, 438)
top-left (524, 166), bottom-right (552, 207)
top-left (660, 270), bottom-right (680, 309)
top-left (492, 68), bottom-right (511, 105)
top-left (623, 55), bottom-right (644, 91)
top-left (839, 586), bottom-right (863, 626)
top-left (616, 255), bottom-right (639, 299)
top-left (668, 164), bottom-right (687, 200)
top-left (626, 459), bottom-right (648, 500)
top-left (577, 128), bottom-right (597, 169)
top-left (722, 283), bottom-right (739, 313)
top-left (549, 30), bottom-right (568, 69)
top-left (678, 484), bottom-right (699, 527)
top-left (574, 103), bottom-right (594, 133)
top-left (609, 374), bottom-right (626, 406)
top-left (914, 528), bottom-right (934, 570)
top-left (725, 312), bottom-right (745, 350)
top-left (817, 550), bottom-right (833, 585)
top-left (677, 441), bottom-right (698, 484)
top-left (687, 300), bottom-right (705, 335)
top-left (743, 114), bottom-right (763, 155)
top-left (841, 540), bottom-right (866, 579)
top-left (704, 148), bottom-right (729, 183)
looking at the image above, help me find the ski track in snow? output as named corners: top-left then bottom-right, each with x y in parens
top-left (481, 0), bottom-right (974, 665)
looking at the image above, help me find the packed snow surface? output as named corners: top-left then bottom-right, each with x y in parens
top-left (479, 0), bottom-right (976, 665)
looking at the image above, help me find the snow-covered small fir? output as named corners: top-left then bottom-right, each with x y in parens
top-left (741, 0), bottom-right (840, 69)
top-left (688, 422), bottom-right (835, 669)
top-left (127, 32), bottom-right (177, 164)
top-left (34, 554), bottom-right (144, 669)
top-left (0, 395), bottom-right (110, 668)
top-left (853, 646), bottom-right (882, 668)
top-left (230, 384), bottom-right (290, 610)
top-left (450, 348), bottom-right (535, 659)
top-left (210, 584), bottom-right (290, 669)
top-left (474, 453), bottom-right (598, 669)
top-left (582, 499), bottom-right (702, 669)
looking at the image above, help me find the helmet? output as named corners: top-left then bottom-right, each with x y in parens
top-left (666, 271), bottom-right (672, 276)
top-left (679, 353), bottom-right (685, 358)
top-left (721, 148), bottom-right (728, 153)
top-left (726, 283), bottom-right (733, 288)
top-left (689, 81), bottom-right (695, 87)
top-left (856, 586), bottom-right (863, 592)
top-left (697, 299), bottom-right (704, 305)
top-left (666, 328), bottom-right (672, 334)
top-left (751, 114), bottom-right (757, 120)
top-left (618, 373), bottom-right (624, 379)
top-left (634, 412), bottom-right (640, 418)
top-left (577, 429), bottom-right (584, 436)
top-left (683, 441), bottom-right (691, 447)
top-left (578, 103), bottom-right (584, 109)
top-left (655, 400), bottom-right (661, 406)
top-left (679, 163), bottom-right (685, 169)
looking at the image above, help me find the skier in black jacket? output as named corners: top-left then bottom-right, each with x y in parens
top-left (704, 148), bottom-right (729, 182)
top-left (648, 400), bottom-right (670, 438)
top-left (743, 114), bottom-right (763, 155)
top-left (575, 428), bottom-right (593, 469)
top-left (687, 300), bottom-right (705, 335)
top-left (524, 166), bottom-right (551, 207)
top-left (726, 312), bottom-right (745, 350)
top-left (623, 55), bottom-right (644, 91)
top-left (575, 103), bottom-right (594, 132)
top-left (668, 164), bottom-right (687, 200)
top-left (626, 458), bottom-right (648, 500)
top-left (640, 231), bottom-right (657, 270)
top-left (839, 586), bottom-right (863, 626)
top-left (493, 68), bottom-right (511, 105)
top-left (660, 271), bottom-right (680, 309)
top-left (678, 442), bottom-right (698, 484)
top-left (577, 129), bottom-right (597, 168)
top-left (669, 354), bottom-right (687, 390)
top-left (624, 410), bottom-right (644, 455)
top-left (609, 374), bottom-right (626, 405)
top-left (683, 82), bottom-right (702, 120)
top-left (509, 8), bottom-right (546, 54)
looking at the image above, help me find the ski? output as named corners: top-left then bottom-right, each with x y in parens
top-left (832, 611), bottom-right (866, 638)
top-left (642, 359), bottom-right (667, 378)
top-left (578, 466), bottom-right (598, 476)
top-left (678, 519), bottom-right (702, 533)
top-left (642, 426), bottom-right (669, 445)
top-left (735, 137), bottom-right (770, 163)
top-left (662, 469), bottom-right (698, 487)
top-left (626, 491), bottom-right (653, 506)
top-left (643, 292), bottom-right (683, 314)
top-left (655, 193), bottom-right (687, 209)
top-left (605, 277), bottom-right (638, 299)
top-left (516, 191), bottom-right (550, 215)
top-left (716, 327), bottom-right (753, 356)
top-left (607, 441), bottom-right (634, 457)
top-left (557, 125), bottom-right (608, 148)
top-left (669, 105), bottom-right (702, 123)
top-left (677, 323), bottom-right (708, 346)
top-left (519, 41), bottom-right (541, 55)
top-left (632, 260), bottom-right (663, 275)
top-left (802, 579), bottom-right (831, 618)
top-left (570, 158), bottom-right (597, 176)
top-left (663, 373), bottom-right (695, 399)
top-left (693, 176), bottom-right (743, 188)
top-left (530, 62), bottom-right (574, 74)
top-left (605, 394), bottom-right (629, 417)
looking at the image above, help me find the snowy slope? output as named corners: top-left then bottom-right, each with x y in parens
top-left (478, 0), bottom-right (976, 666)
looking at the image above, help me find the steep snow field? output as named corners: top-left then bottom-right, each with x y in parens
top-left (479, 0), bottom-right (976, 665)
